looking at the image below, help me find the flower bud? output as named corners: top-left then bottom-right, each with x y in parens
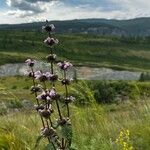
top-left (40, 109), bottom-right (51, 119)
top-left (30, 86), bottom-right (42, 93)
top-left (44, 37), bottom-right (59, 46)
top-left (42, 24), bottom-right (55, 32)
top-left (46, 54), bottom-right (56, 62)
top-left (57, 118), bottom-right (67, 126)
top-left (57, 61), bottom-right (73, 70)
top-left (49, 74), bottom-right (58, 82)
top-left (28, 71), bottom-right (34, 78)
top-left (49, 89), bottom-right (60, 100)
top-left (61, 79), bottom-right (70, 85)
top-left (25, 59), bottom-right (35, 67)
top-left (38, 75), bottom-right (47, 82)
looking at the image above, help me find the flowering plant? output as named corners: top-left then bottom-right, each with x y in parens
top-left (25, 21), bottom-right (75, 150)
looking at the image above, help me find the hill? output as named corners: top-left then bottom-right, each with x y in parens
top-left (1, 17), bottom-right (150, 36)
top-left (0, 30), bottom-right (150, 71)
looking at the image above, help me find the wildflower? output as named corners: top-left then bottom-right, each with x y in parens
top-left (115, 129), bottom-right (134, 150)
top-left (44, 37), bottom-right (59, 46)
top-left (115, 138), bottom-right (119, 143)
top-left (42, 24), bottom-right (55, 32)
top-left (27, 71), bottom-right (34, 78)
top-left (49, 74), bottom-right (58, 82)
top-left (57, 61), bottom-right (73, 70)
top-left (39, 109), bottom-right (51, 119)
top-left (26, 21), bottom-right (74, 149)
top-left (25, 59), bottom-right (35, 67)
top-left (61, 78), bottom-right (70, 85)
top-left (57, 118), bottom-right (67, 126)
top-left (126, 129), bottom-right (130, 136)
top-left (34, 71), bottom-right (51, 82)
top-left (49, 88), bottom-right (60, 100)
top-left (46, 54), bottom-right (57, 62)
top-left (36, 91), bottom-right (51, 101)
top-left (41, 127), bottom-right (56, 137)
top-left (30, 85), bottom-right (42, 93)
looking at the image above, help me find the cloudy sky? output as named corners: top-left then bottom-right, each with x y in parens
top-left (0, 0), bottom-right (150, 24)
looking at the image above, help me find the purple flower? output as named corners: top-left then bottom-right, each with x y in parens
top-left (36, 91), bottom-right (46, 100)
top-left (44, 37), bottom-right (59, 46)
top-left (57, 61), bottom-right (73, 70)
top-left (42, 24), bottom-right (55, 32)
top-left (34, 71), bottom-right (42, 79)
top-left (49, 88), bottom-right (60, 100)
top-left (25, 59), bottom-right (35, 67)
top-left (36, 91), bottom-right (51, 101)
top-left (44, 72), bottom-right (52, 78)
top-left (49, 89), bottom-right (56, 97)
top-left (34, 71), bottom-right (51, 82)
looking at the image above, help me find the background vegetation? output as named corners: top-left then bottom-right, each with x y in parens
top-left (0, 19), bottom-right (150, 149)
top-left (0, 77), bottom-right (150, 149)
top-left (0, 30), bottom-right (150, 71)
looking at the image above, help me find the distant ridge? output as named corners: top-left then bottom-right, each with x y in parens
top-left (1, 17), bottom-right (150, 36)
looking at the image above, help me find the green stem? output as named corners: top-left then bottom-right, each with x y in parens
top-left (31, 67), bottom-right (45, 128)
top-left (49, 47), bottom-right (62, 119)
top-left (64, 70), bottom-right (70, 117)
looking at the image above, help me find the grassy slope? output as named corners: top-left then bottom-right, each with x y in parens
top-left (0, 77), bottom-right (150, 149)
top-left (0, 30), bottom-right (150, 71)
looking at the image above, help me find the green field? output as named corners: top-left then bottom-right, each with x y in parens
top-left (0, 30), bottom-right (150, 71)
top-left (0, 29), bottom-right (150, 149)
top-left (0, 77), bottom-right (150, 149)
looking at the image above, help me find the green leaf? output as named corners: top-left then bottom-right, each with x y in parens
top-left (44, 143), bottom-right (55, 150)
top-left (61, 123), bottom-right (72, 147)
top-left (34, 135), bottom-right (43, 149)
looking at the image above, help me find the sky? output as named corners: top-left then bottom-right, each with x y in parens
top-left (0, 0), bottom-right (150, 24)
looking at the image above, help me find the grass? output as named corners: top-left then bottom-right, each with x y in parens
top-left (0, 27), bottom-right (150, 150)
top-left (0, 76), bottom-right (150, 149)
top-left (0, 100), bottom-right (149, 149)
top-left (0, 30), bottom-right (150, 71)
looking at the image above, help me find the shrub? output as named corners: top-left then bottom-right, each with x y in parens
top-left (137, 82), bottom-right (150, 97)
top-left (6, 99), bottom-right (23, 109)
top-left (70, 81), bottom-right (95, 106)
top-left (92, 81), bottom-right (116, 103)
top-left (90, 81), bottom-right (141, 104)
top-left (111, 81), bottom-right (140, 100)
top-left (0, 103), bottom-right (7, 115)
top-left (139, 72), bottom-right (150, 82)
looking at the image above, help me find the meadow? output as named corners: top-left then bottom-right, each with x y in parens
top-left (0, 30), bottom-right (150, 71)
top-left (0, 29), bottom-right (150, 149)
top-left (0, 76), bottom-right (150, 150)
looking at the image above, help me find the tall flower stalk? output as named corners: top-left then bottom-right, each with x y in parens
top-left (25, 21), bottom-right (75, 150)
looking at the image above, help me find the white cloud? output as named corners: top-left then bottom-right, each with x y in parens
top-left (1, 0), bottom-right (150, 24)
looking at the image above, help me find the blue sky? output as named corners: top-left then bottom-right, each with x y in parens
top-left (0, 0), bottom-right (7, 9)
top-left (0, 0), bottom-right (150, 24)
